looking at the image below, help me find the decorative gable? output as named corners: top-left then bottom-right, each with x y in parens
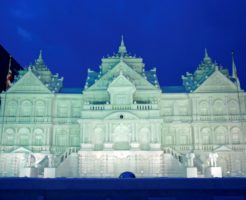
top-left (7, 70), bottom-right (52, 94)
top-left (108, 72), bottom-right (136, 105)
top-left (108, 72), bottom-right (136, 90)
top-left (194, 70), bottom-right (238, 93)
top-left (87, 61), bottom-right (158, 91)
top-left (214, 145), bottom-right (232, 152)
top-left (12, 147), bottom-right (32, 153)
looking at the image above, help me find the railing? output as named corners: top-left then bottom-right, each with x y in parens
top-left (197, 114), bottom-right (245, 121)
top-left (52, 117), bottom-right (79, 124)
top-left (164, 146), bottom-right (205, 175)
top-left (83, 103), bottom-right (159, 111)
top-left (163, 147), bottom-right (184, 163)
top-left (200, 145), bottom-right (214, 151)
top-left (31, 146), bottom-right (50, 152)
top-left (198, 116), bottom-right (211, 121)
top-left (54, 147), bottom-right (79, 167)
top-left (0, 145), bottom-right (50, 153)
top-left (112, 105), bottom-right (131, 110)
top-left (89, 105), bottom-right (105, 110)
top-left (162, 116), bottom-right (192, 122)
top-left (0, 116), bottom-right (51, 123)
top-left (231, 145), bottom-right (245, 151)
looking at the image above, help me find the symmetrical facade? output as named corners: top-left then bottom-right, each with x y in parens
top-left (0, 38), bottom-right (245, 178)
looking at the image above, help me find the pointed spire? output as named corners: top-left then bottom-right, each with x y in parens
top-left (232, 50), bottom-right (237, 79)
top-left (204, 48), bottom-right (209, 59)
top-left (205, 48), bottom-right (208, 58)
top-left (203, 48), bottom-right (212, 64)
top-left (118, 35), bottom-right (127, 55)
top-left (36, 50), bottom-right (44, 63)
top-left (35, 49), bottom-right (46, 67)
top-left (38, 50), bottom-right (42, 60)
top-left (232, 50), bottom-right (241, 89)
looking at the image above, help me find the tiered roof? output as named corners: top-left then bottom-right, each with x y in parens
top-left (85, 36), bottom-right (159, 89)
top-left (182, 49), bottom-right (231, 92)
top-left (15, 51), bottom-right (63, 93)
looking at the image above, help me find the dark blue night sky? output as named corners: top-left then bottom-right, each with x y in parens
top-left (0, 0), bottom-right (246, 89)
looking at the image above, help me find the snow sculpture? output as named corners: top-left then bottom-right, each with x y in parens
top-left (208, 152), bottom-right (218, 167)
top-left (186, 152), bottom-right (195, 167)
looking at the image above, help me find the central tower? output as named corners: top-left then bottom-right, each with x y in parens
top-left (77, 37), bottom-right (174, 177)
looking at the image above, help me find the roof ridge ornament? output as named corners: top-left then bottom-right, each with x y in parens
top-left (204, 48), bottom-right (211, 62)
top-left (35, 49), bottom-right (45, 67)
top-left (38, 50), bottom-right (43, 60)
top-left (35, 49), bottom-right (44, 64)
top-left (118, 35), bottom-right (127, 56)
top-left (205, 48), bottom-right (208, 58)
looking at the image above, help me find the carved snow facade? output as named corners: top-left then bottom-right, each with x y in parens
top-left (0, 38), bottom-right (245, 178)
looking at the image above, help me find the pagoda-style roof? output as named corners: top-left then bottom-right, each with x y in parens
top-left (14, 51), bottom-right (63, 93)
top-left (84, 36), bottom-right (159, 90)
top-left (182, 49), bottom-right (232, 92)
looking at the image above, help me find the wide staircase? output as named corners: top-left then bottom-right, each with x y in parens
top-left (34, 147), bottom-right (79, 178)
top-left (162, 147), bottom-right (204, 177)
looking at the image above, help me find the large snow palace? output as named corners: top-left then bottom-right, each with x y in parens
top-left (0, 37), bottom-right (245, 178)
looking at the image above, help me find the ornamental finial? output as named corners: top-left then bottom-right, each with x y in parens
top-left (118, 35), bottom-right (127, 55)
top-left (203, 48), bottom-right (212, 62)
top-left (204, 48), bottom-right (208, 58)
top-left (38, 50), bottom-right (43, 60)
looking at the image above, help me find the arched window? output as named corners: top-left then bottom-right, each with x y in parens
top-left (215, 127), bottom-right (227, 144)
top-left (19, 134), bottom-right (29, 146)
top-left (35, 135), bottom-right (43, 145)
top-left (33, 128), bottom-right (44, 145)
top-left (231, 127), bottom-right (240, 144)
top-left (4, 128), bottom-right (15, 145)
top-left (35, 101), bottom-right (45, 116)
top-left (21, 100), bottom-right (32, 116)
top-left (7, 101), bottom-right (18, 116)
top-left (199, 101), bottom-right (209, 115)
top-left (213, 99), bottom-right (224, 115)
top-left (18, 128), bottom-right (30, 146)
top-left (112, 124), bottom-right (130, 143)
top-left (200, 128), bottom-right (211, 144)
top-left (228, 100), bottom-right (239, 115)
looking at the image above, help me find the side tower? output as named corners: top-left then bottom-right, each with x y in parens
top-left (0, 52), bottom-right (64, 177)
top-left (160, 49), bottom-right (246, 177)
